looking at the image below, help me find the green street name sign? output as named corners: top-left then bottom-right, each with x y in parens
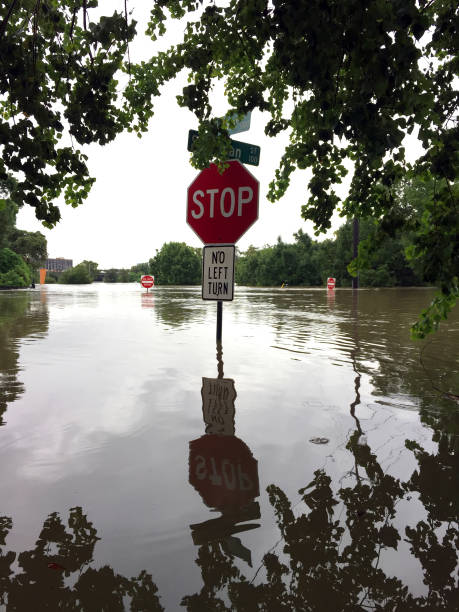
top-left (187, 130), bottom-right (260, 167)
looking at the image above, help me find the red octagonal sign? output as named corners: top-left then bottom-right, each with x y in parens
top-left (189, 434), bottom-right (259, 510)
top-left (187, 160), bottom-right (259, 244)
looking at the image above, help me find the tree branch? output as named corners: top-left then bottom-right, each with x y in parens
top-left (0, 0), bottom-right (19, 39)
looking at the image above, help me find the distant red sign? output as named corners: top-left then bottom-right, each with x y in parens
top-left (327, 277), bottom-right (336, 290)
top-left (189, 434), bottom-right (259, 510)
top-left (141, 275), bottom-right (154, 288)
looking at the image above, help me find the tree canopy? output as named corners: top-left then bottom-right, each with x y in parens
top-left (0, 179), bottom-right (18, 250)
top-left (58, 261), bottom-right (91, 284)
top-left (0, 247), bottom-right (31, 288)
top-left (0, 1), bottom-right (135, 225)
top-left (8, 229), bottom-right (47, 270)
top-left (0, 178), bottom-right (45, 286)
top-left (0, 1), bottom-right (457, 332)
top-left (236, 216), bottom-right (426, 289)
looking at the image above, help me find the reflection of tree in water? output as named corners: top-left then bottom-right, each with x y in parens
top-left (183, 319), bottom-right (457, 610)
top-left (154, 293), bottom-right (207, 329)
top-left (182, 425), bottom-right (457, 610)
top-left (345, 294), bottom-right (459, 451)
top-left (181, 295), bottom-right (458, 609)
top-left (0, 293), bottom-right (49, 425)
top-left (0, 507), bottom-right (163, 611)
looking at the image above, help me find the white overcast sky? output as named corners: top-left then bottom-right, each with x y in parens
top-left (16, 2), bottom-right (423, 269)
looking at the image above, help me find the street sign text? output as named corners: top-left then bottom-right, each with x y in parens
top-left (187, 130), bottom-right (260, 167)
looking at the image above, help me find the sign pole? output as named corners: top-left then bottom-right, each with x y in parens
top-left (216, 300), bottom-right (223, 342)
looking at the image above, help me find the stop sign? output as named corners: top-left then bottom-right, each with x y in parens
top-left (189, 434), bottom-right (259, 510)
top-left (187, 160), bottom-right (259, 244)
top-left (327, 277), bottom-right (336, 290)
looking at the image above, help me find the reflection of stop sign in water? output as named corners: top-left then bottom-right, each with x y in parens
top-left (189, 435), bottom-right (259, 510)
top-left (141, 275), bottom-right (154, 288)
top-left (327, 277), bottom-right (336, 290)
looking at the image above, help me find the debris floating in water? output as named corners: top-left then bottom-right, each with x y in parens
top-left (309, 437), bottom-right (329, 445)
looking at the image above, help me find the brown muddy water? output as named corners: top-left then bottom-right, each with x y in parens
top-left (0, 284), bottom-right (457, 611)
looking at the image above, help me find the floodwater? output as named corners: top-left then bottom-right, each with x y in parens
top-left (0, 284), bottom-right (457, 611)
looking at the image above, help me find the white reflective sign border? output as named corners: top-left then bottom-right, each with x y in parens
top-left (202, 245), bottom-right (235, 301)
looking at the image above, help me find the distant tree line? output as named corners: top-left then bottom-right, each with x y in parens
top-left (52, 243), bottom-right (203, 286)
top-left (96, 243), bottom-right (203, 285)
top-left (236, 219), bottom-right (424, 288)
top-left (0, 173), bottom-right (440, 291)
top-left (57, 219), bottom-right (429, 288)
top-left (118, 217), bottom-right (426, 289)
top-left (236, 177), bottom-right (439, 288)
top-left (46, 260), bottom-right (99, 285)
top-left (55, 177), bottom-right (451, 290)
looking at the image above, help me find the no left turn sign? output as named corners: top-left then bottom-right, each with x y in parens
top-left (202, 245), bottom-right (235, 301)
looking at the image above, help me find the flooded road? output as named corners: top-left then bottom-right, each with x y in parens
top-left (0, 284), bottom-right (457, 610)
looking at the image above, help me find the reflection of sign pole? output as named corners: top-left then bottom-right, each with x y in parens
top-left (189, 501), bottom-right (260, 565)
top-left (216, 341), bottom-right (224, 379)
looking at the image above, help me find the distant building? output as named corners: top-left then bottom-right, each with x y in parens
top-left (45, 258), bottom-right (73, 272)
